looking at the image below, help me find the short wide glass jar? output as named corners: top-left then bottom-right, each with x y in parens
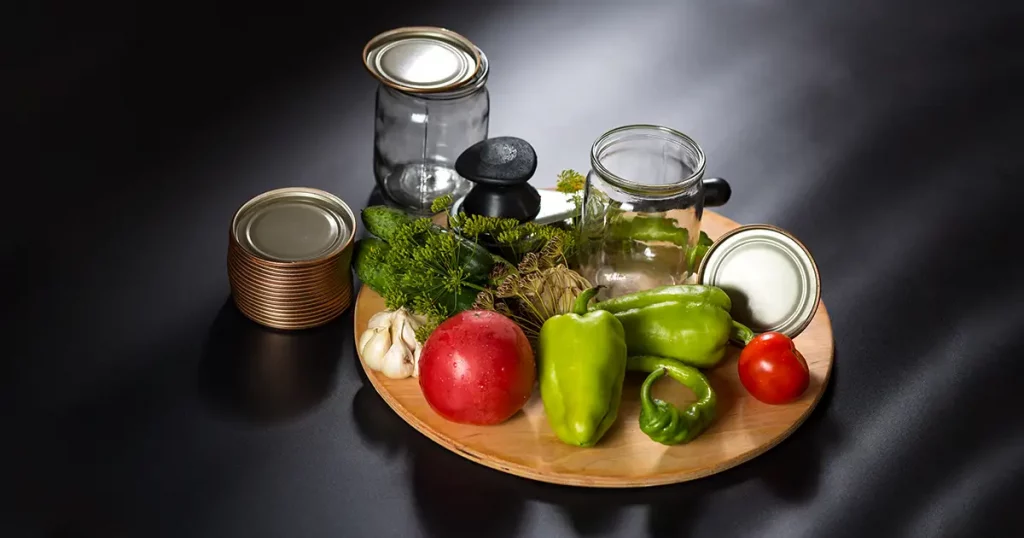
top-left (364, 27), bottom-right (490, 215)
top-left (578, 125), bottom-right (730, 299)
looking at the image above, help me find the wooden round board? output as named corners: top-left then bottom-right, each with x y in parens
top-left (353, 209), bottom-right (834, 488)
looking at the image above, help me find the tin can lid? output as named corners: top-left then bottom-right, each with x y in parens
top-left (697, 224), bottom-right (820, 338)
top-left (231, 188), bottom-right (355, 263)
top-left (363, 26), bottom-right (481, 93)
top-left (431, 46), bottom-right (489, 99)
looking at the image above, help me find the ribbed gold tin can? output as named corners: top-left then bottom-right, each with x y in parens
top-left (227, 187), bottom-right (357, 330)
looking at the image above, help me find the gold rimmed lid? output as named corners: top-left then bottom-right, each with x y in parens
top-left (363, 26), bottom-right (481, 94)
top-left (697, 224), bottom-right (820, 338)
top-left (230, 187), bottom-right (356, 265)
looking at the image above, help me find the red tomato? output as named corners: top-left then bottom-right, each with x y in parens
top-left (737, 331), bottom-right (810, 405)
top-left (419, 310), bottom-right (535, 425)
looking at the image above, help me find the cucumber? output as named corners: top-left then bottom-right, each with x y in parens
top-left (361, 205), bottom-right (495, 279)
top-left (352, 237), bottom-right (392, 293)
top-left (361, 205), bottom-right (412, 243)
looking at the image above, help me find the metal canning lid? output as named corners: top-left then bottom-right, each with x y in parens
top-left (697, 224), bottom-right (820, 338)
top-left (363, 26), bottom-right (481, 93)
top-left (429, 46), bottom-right (489, 99)
top-left (231, 187), bottom-right (356, 264)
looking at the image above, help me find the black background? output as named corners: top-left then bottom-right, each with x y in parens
top-left (6, 1), bottom-right (1024, 537)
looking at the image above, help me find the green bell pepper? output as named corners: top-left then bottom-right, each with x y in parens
top-left (608, 214), bottom-right (689, 247)
top-left (591, 283), bottom-right (732, 313)
top-left (627, 355), bottom-right (717, 445)
top-left (607, 216), bottom-right (713, 271)
top-left (538, 287), bottom-right (628, 447)
top-left (591, 285), bottom-right (755, 369)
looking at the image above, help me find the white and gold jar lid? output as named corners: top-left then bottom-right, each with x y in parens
top-left (363, 26), bottom-right (482, 94)
top-left (697, 224), bottom-right (821, 338)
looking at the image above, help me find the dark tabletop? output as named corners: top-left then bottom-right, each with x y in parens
top-left (7, 1), bottom-right (1024, 537)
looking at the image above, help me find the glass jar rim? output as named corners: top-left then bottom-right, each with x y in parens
top-left (590, 124), bottom-right (706, 195)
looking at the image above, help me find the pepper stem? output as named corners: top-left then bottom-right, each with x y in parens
top-left (730, 320), bottom-right (755, 346)
top-left (572, 286), bottom-right (603, 315)
top-left (640, 367), bottom-right (666, 415)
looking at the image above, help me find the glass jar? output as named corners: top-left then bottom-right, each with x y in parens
top-left (578, 125), bottom-right (731, 299)
top-left (364, 27), bottom-right (490, 215)
top-left (373, 76), bottom-right (489, 214)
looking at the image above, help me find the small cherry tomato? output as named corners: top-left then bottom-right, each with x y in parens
top-left (738, 332), bottom-right (810, 404)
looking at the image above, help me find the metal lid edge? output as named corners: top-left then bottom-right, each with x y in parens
top-left (696, 223), bottom-right (821, 338)
top-left (229, 187), bottom-right (358, 267)
top-left (362, 25), bottom-right (482, 94)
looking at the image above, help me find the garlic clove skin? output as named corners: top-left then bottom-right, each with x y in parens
top-left (389, 315), bottom-right (407, 347)
top-left (413, 343), bottom-right (423, 378)
top-left (367, 310), bottom-right (395, 330)
top-left (380, 341), bottom-right (415, 379)
top-left (403, 310), bottom-right (425, 328)
top-left (400, 317), bottom-right (418, 349)
top-left (411, 313), bottom-right (428, 331)
top-left (358, 324), bottom-right (378, 351)
top-left (360, 327), bottom-right (391, 371)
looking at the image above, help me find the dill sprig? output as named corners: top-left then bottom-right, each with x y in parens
top-left (435, 191), bottom-right (579, 266)
top-left (556, 169), bottom-right (585, 195)
top-left (368, 212), bottom-right (488, 341)
top-left (556, 169), bottom-right (585, 224)
top-left (472, 234), bottom-right (590, 347)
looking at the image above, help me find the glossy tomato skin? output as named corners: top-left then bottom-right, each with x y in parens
top-left (419, 310), bottom-right (536, 425)
top-left (737, 332), bottom-right (810, 405)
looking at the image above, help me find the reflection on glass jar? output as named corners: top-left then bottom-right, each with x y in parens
top-left (364, 27), bottom-right (490, 215)
top-left (579, 125), bottom-right (722, 299)
top-left (373, 82), bottom-right (489, 213)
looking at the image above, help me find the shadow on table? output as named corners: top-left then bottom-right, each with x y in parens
top-left (197, 299), bottom-right (346, 425)
top-left (352, 382), bottom-right (527, 538)
top-left (638, 363), bottom-right (842, 537)
top-left (351, 352), bottom-right (842, 538)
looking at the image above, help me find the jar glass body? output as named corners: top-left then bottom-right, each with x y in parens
top-left (578, 125), bottom-right (708, 299)
top-left (373, 85), bottom-right (489, 214)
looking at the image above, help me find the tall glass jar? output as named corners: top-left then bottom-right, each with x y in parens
top-left (578, 125), bottom-right (730, 299)
top-left (364, 27), bottom-right (490, 214)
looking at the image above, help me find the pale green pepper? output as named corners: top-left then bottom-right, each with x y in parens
top-left (538, 287), bottom-right (628, 447)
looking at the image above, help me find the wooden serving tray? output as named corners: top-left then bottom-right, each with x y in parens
top-left (353, 209), bottom-right (834, 488)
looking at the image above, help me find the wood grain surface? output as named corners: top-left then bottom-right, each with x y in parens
top-left (353, 209), bottom-right (834, 487)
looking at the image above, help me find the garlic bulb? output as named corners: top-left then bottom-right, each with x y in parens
top-left (358, 326), bottom-right (391, 371)
top-left (358, 308), bottom-right (428, 379)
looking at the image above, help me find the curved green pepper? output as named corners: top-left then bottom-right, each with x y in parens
top-left (591, 284), bottom-right (732, 313)
top-left (539, 287), bottom-right (628, 447)
top-left (592, 285), bottom-right (754, 369)
top-left (627, 355), bottom-right (716, 445)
